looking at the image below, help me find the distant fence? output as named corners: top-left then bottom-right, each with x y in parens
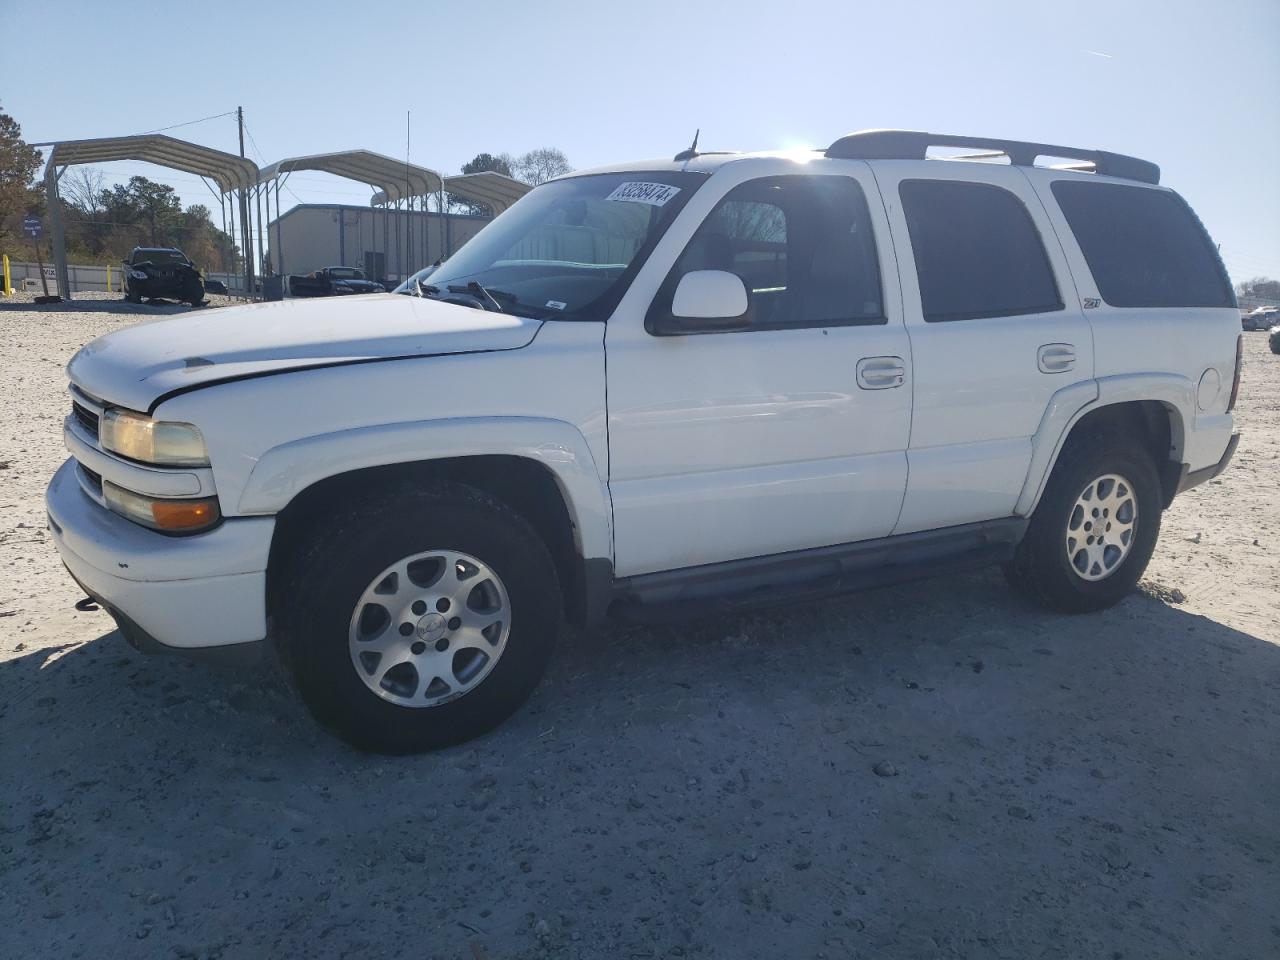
top-left (2, 259), bottom-right (247, 297)
top-left (1239, 296), bottom-right (1280, 312)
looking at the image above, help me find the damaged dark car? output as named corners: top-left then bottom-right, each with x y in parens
top-left (123, 247), bottom-right (205, 306)
top-left (287, 266), bottom-right (387, 298)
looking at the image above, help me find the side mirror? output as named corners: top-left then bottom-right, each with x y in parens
top-left (649, 270), bottom-right (749, 335)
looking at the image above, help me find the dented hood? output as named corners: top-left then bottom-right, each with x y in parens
top-left (67, 293), bottom-right (542, 412)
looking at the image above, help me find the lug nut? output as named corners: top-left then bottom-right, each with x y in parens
top-left (399, 623), bottom-right (414, 636)
top-left (411, 641), bottom-right (426, 655)
top-left (411, 600), bottom-right (427, 615)
top-left (435, 639), bottom-right (449, 652)
top-left (436, 598), bottom-right (451, 612)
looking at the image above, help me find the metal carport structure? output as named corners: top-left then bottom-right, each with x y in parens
top-left (257, 151), bottom-right (443, 280)
top-left (371, 171), bottom-right (531, 259)
top-left (40, 134), bottom-right (260, 301)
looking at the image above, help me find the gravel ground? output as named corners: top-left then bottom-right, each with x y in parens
top-left (2, 293), bottom-right (1277, 959)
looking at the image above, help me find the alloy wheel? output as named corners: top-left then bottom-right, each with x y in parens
top-left (1065, 473), bottom-right (1138, 582)
top-left (347, 550), bottom-right (511, 707)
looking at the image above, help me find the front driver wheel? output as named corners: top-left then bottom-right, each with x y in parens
top-left (1004, 430), bottom-right (1162, 613)
top-left (276, 484), bottom-right (561, 753)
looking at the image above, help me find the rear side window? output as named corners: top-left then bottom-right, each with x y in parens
top-left (1051, 181), bottom-right (1234, 308)
top-left (900, 180), bottom-right (1062, 322)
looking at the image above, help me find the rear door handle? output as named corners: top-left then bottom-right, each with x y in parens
top-left (857, 356), bottom-right (905, 390)
top-left (1038, 343), bottom-right (1076, 374)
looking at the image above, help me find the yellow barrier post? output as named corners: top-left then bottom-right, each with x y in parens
top-left (106, 263), bottom-right (112, 293)
top-left (2, 254), bottom-right (10, 296)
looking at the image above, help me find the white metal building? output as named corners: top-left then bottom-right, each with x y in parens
top-left (267, 204), bottom-right (491, 282)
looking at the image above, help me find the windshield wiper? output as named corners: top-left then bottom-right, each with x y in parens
top-left (447, 281), bottom-right (516, 314)
top-left (415, 280), bottom-right (440, 298)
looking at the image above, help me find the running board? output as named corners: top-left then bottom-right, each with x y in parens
top-left (610, 517), bottom-right (1028, 622)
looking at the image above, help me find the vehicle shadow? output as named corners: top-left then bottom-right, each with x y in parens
top-left (3, 570), bottom-right (1277, 959)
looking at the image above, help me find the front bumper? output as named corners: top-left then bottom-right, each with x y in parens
top-left (46, 458), bottom-right (274, 651)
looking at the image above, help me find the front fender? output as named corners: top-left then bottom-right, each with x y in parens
top-left (236, 416), bottom-right (612, 562)
top-left (1015, 373), bottom-right (1194, 516)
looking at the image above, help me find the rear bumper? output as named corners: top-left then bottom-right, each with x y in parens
top-left (46, 458), bottom-right (273, 651)
top-left (1176, 431), bottom-right (1240, 497)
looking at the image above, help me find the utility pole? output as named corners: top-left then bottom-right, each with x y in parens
top-left (237, 106), bottom-right (255, 300)
top-left (405, 110), bottom-right (413, 273)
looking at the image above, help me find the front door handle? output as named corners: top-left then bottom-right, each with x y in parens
top-left (1038, 343), bottom-right (1076, 374)
top-left (857, 356), bottom-right (905, 390)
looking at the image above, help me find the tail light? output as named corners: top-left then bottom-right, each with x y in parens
top-left (1227, 334), bottom-right (1243, 411)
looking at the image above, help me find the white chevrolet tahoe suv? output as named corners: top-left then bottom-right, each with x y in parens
top-left (47, 130), bottom-right (1242, 753)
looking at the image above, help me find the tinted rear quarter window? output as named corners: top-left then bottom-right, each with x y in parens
top-left (899, 180), bottom-right (1062, 322)
top-left (1051, 181), bottom-right (1233, 308)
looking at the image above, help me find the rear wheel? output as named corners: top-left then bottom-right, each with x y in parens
top-left (276, 484), bottom-right (561, 753)
top-left (1005, 430), bottom-right (1162, 613)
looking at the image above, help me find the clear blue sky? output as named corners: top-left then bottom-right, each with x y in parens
top-left (3, 0), bottom-right (1277, 282)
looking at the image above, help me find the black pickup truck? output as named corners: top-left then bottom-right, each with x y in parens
top-left (123, 247), bottom-right (205, 306)
top-left (286, 266), bottom-right (386, 298)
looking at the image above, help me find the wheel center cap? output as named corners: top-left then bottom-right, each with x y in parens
top-left (415, 612), bottom-right (447, 642)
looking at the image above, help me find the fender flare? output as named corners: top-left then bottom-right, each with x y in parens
top-left (237, 416), bottom-right (613, 562)
top-left (1015, 373), bottom-right (1194, 516)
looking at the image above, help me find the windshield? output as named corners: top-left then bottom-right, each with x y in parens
top-left (399, 171), bottom-right (706, 320)
top-left (329, 267), bottom-right (363, 279)
top-left (133, 250), bottom-right (189, 265)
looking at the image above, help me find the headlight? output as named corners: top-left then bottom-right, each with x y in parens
top-left (100, 410), bottom-right (209, 466)
top-left (103, 481), bottom-right (221, 534)
top-left (129, 269), bottom-right (148, 280)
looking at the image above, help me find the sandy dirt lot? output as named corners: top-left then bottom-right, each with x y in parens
top-left (2, 292), bottom-right (1277, 959)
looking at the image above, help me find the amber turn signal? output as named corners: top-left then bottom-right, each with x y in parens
top-left (150, 497), bottom-right (221, 532)
top-left (102, 481), bottom-right (221, 534)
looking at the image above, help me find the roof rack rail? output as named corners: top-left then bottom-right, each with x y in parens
top-left (825, 129), bottom-right (1160, 185)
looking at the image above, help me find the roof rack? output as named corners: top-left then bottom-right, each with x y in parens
top-left (825, 129), bottom-right (1160, 184)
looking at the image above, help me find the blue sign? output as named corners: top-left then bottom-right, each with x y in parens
top-left (22, 216), bottom-right (43, 239)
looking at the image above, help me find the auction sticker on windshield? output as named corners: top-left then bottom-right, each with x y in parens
top-left (605, 182), bottom-right (682, 206)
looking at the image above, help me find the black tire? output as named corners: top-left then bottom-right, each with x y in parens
top-left (1004, 428), bottom-right (1162, 613)
top-left (276, 483), bottom-right (561, 753)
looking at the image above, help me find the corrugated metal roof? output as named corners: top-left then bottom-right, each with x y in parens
top-left (46, 134), bottom-right (259, 192)
top-left (259, 150), bottom-right (442, 202)
top-left (442, 172), bottom-right (531, 214)
top-left (372, 170), bottom-right (531, 214)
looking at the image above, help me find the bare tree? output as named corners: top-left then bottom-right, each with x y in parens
top-left (63, 166), bottom-right (107, 215)
top-left (1237, 276), bottom-right (1280, 301)
top-left (515, 147), bottom-right (572, 185)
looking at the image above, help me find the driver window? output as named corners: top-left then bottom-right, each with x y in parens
top-left (661, 175), bottom-right (885, 331)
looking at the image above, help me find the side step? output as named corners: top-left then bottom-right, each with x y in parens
top-left (610, 517), bottom-right (1027, 622)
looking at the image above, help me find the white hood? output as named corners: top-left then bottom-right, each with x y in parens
top-left (67, 294), bottom-right (542, 412)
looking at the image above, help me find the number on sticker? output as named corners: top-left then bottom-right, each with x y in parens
top-left (605, 182), bottom-right (682, 206)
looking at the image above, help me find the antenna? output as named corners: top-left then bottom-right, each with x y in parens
top-left (674, 128), bottom-right (700, 162)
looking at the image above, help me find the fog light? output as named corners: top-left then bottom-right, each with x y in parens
top-left (103, 481), bottom-right (221, 534)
